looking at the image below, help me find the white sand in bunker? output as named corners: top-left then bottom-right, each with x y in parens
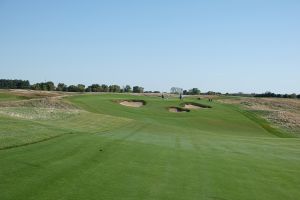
top-left (169, 108), bottom-right (178, 112)
top-left (184, 104), bottom-right (205, 109)
top-left (120, 101), bottom-right (144, 107)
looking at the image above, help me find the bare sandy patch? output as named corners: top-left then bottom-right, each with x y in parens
top-left (120, 101), bottom-right (144, 107)
top-left (169, 108), bottom-right (179, 112)
top-left (184, 104), bottom-right (204, 109)
top-left (181, 102), bottom-right (212, 109)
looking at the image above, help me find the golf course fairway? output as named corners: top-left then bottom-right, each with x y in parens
top-left (1, 94), bottom-right (299, 200)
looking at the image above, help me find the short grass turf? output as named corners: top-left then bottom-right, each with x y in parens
top-left (0, 92), bottom-right (28, 101)
top-left (0, 94), bottom-right (300, 200)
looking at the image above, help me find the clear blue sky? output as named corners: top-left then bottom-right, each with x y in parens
top-left (0, 0), bottom-right (299, 93)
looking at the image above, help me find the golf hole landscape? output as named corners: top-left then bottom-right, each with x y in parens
top-left (1, 1), bottom-right (300, 199)
top-left (1, 89), bottom-right (300, 200)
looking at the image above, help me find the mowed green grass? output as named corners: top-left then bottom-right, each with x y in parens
top-left (1, 94), bottom-right (300, 200)
top-left (0, 91), bottom-right (27, 101)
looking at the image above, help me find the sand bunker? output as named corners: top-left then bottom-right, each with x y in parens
top-left (169, 107), bottom-right (190, 113)
top-left (120, 101), bottom-right (143, 107)
top-left (184, 104), bottom-right (202, 109)
top-left (119, 100), bottom-right (146, 108)
top-left (182, 102), bottom-right (212, 109)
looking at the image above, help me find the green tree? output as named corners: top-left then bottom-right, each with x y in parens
top-left (77, 84), bottom-right (85, 92)
top-left (109, 85), bottom-right (121, 93)
top-left (124, 85), bottom-right (132, 93)
top-left (67, 85), bottom-right (78, 92)
top-left (189, 88), bottom-right (200, 95)
top-left (291, 93), bottom-right (297, 99)
top-left (101, 84), bottom-right (109, 92)
top-left (170, 87), bottom-right (183, 94)
top-left (133, 86), bottom-right (144, 93)
top-left (56, 83), bottom-right (67, 91)
top-left (46, 82), bottom-right (55, 91)
top-left (0, 79), bottom-right (30, 89)
top-left (31, 83), bottom-right (41, 90)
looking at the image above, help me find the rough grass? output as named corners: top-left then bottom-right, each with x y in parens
top-left (0, 107), bottom-right (80, 120)
top-left (0, 96), bottom-right (81, 120)
top-left (0, 93), bottom-right (300, 200)
top-left (218, 96), bottom-right (300, 134)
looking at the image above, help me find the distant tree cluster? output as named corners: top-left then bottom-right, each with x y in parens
top-left (225, 91), bottom-right (300, 99)
top-left (67, 84), bottom-right (86, 92)
top-left (254, 91), bottom-right (299, 99)
top-left (170, 87), bottom-right (202, 95)
top-left (224, 92), bottom-right (254, 97)
top-left (183, 88), bottom-right (201, 95)
top-left (0, 79), bottom-right (30, 89)
top-left (170, 87), bottom-right (183, 94)
top-left (109, 85), bottom-right (121, 93)
top-left (144, 91), bottom-right (160, 93)
top-left (85, 84), bottom-right (108, 92)
top-left (132, 86), bottom-right (144, 93)
top-left (123, 85), bottom-right (132, 93)
top-left (31, 82), bottom-right (55, 91)
top-left (203, 91), bottom-right (222, 95)
top-left (56, 83), bottom-right (68, 91)
top-left (0, 79), bottom-right (147, 94)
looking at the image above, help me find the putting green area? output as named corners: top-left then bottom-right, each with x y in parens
top-left (1, 94), bottom-right (299, 200)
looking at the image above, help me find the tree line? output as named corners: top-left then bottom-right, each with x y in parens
top-left (1, 79), bottom-right (299, 98)
top-left (253, 91), bottom-right (300, 99)
top-left (170, 87), bottom-right (201, 95)
top-left (225, 92), bottom-right (300, 99)
top-left (0, 79), bottom-right (30, 89)
top-left (0, 79), bottom-right (145, 93)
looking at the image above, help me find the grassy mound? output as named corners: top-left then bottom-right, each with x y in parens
top-left (0, 97), bottom-right (80, 120)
